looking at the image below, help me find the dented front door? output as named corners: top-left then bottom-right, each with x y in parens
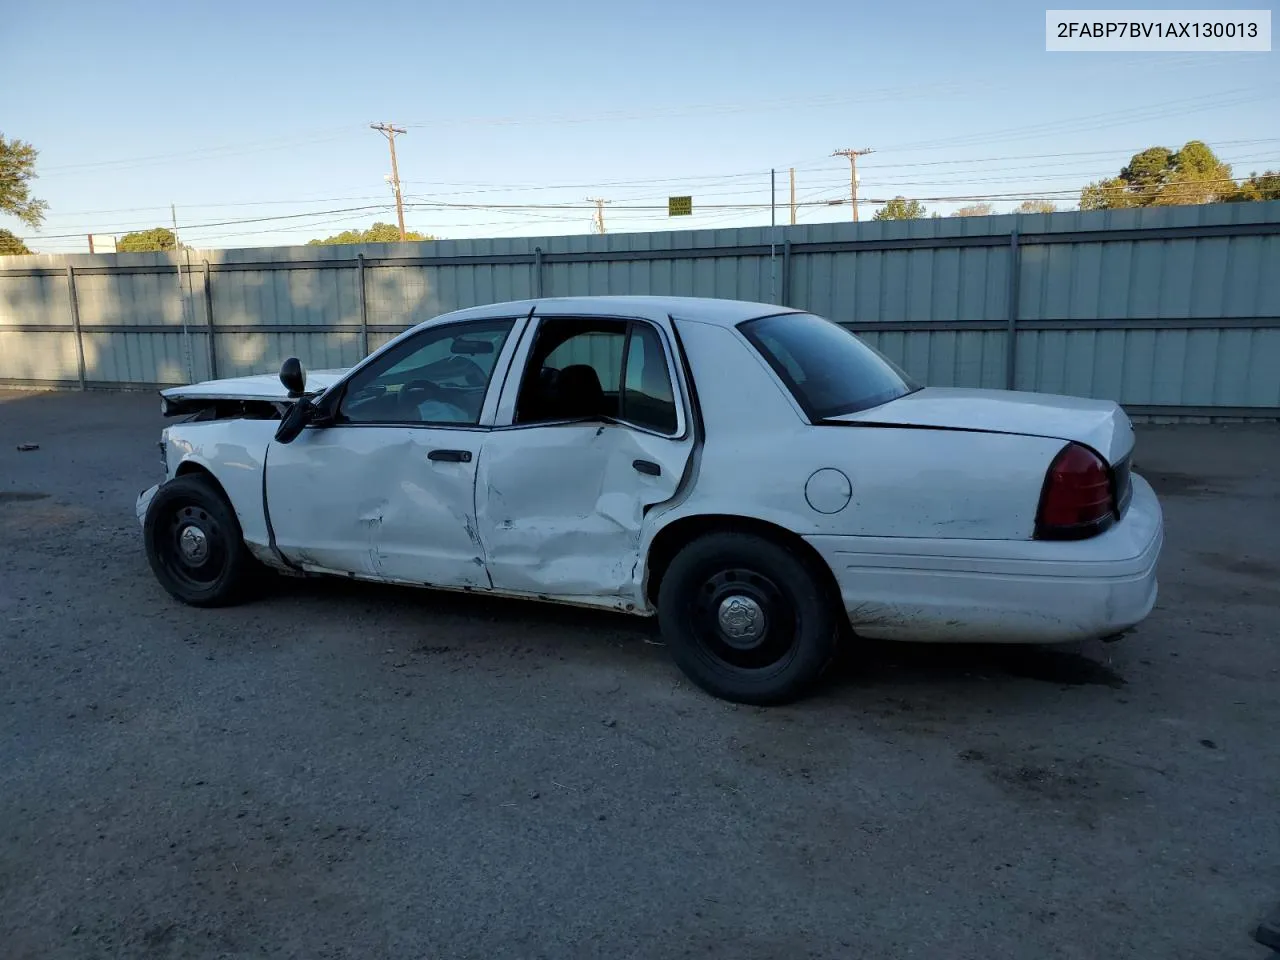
top-left (475, 422), bottom-right (691, 605)
top-left (264, 426), bottom-right (486, 588)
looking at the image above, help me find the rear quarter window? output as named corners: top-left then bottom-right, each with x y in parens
top-left (739, 312), bottom-right (918, 419)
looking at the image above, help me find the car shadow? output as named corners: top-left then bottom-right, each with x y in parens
top-left (826, 636), bottom-right (1127, 692)
top-left (265, 572), bottom-right (1127, 693)
top-left (270, 570), bottom-right (646, 622)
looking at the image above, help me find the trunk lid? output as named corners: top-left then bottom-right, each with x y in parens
top-left (829, 386), bottom-right (1135, 465)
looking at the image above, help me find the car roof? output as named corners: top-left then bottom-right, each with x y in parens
top-left (434, 295), bottom-right (800, 329)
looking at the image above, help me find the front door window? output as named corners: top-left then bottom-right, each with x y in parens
top-left (339, 320), bottom-right (513, 426)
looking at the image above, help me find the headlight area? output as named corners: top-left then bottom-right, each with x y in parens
top-left (158, 429), bottom-right (170, 476)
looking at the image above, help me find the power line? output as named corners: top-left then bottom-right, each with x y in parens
top-left (399, 166), bottom-right (801, 194)
top-left (875, 86), bottom-right (1278, 154)
top-left (24, 169), bottom-right (1272, 243)
top-left (39, 128), bottom-right (356, 175)
top-left (850, 138), bottom-right (1280, 169)
top-left (23, 147), bottom-right (1280, 245)
top-left (29, 138), bottom-right (1280, 226)
top-left (26, 55), bottom-right (1261, 184)
top-left (35, 152), bottom-right (1278, 235)
top-left (25, 204), bottom-right (394, 240)
top-left (176, 209), bottom-right (396, 241)
top-left (399, 79), bottom-right (1016, 129)
top-left (383, 54), bottom-right (1226, 130)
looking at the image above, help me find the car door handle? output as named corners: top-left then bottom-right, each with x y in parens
top-left (428, 449), bottom-right (472, 463)
top-left (632, 459), bottom-right (661, 477)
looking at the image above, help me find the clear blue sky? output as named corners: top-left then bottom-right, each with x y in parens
top-left (4, 0), bottom-right (1277, 252)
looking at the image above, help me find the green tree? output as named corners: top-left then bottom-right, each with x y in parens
top-left (1159, 141), bottom-right (1234, 206)
top-left (307, 221), bottom-right (435, 245)
top-left (1014, 199), bottom-right (1059, 214)
top-left (872, 197), bottom-right (927, 221)
top-left (0, 228), bottom-right (32, 255)
top-left (116, 227), bottom-right (178, 252)
top-left (1080, 141), bottom-right (1235, 210)
top-left (1229, 170), bottom-right (1280, 202)
top-left (951, 202), bottom-right (996, 217)
top-left (1, 134), bottom-right (48, 228)
top-left (0, 133), bottom-right (48, 227)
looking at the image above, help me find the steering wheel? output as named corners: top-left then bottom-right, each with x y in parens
top-left (341, 381), bottom-right (392, 416)
top-left (400, 378), bottom-right (448, 415)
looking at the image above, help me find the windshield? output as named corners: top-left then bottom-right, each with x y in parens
top-left (739, 312), bottom-right (919, 419)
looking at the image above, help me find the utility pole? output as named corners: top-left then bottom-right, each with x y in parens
top-left (371, 122), bottom-right (408, 241)
top-left (789, 167), bottom-right (796, 225)
top-left (832, 148), bottom-right (873, 222)
top-left (587, 197), bottom-right (608, 234)
top-left (769, 170), bottom-right (778, 303)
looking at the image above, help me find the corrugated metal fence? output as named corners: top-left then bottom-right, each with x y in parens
top-left (2, 200), bottom-right (1278, 419)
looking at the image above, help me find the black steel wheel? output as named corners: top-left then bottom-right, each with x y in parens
top-left (657, 532), bottom-right (839, 705)
top-left (143, 474), bottom-right (254, 607)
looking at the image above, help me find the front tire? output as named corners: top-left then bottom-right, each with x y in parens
top-left (143, 475), bottom-right (254, 607)
top-left (657, 532), bottom-right (839, 705)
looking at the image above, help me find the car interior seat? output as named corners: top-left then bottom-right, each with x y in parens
top-left (553, 364), bottom-right (606, 420)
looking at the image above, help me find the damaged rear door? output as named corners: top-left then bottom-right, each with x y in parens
top-left (475, 310), bottom-right (695, 606)
top-left (264, 316), bottom-right (522, 587)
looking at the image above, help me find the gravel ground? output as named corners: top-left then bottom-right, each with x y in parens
top-left (1, 389), bottom-right (1278, 960)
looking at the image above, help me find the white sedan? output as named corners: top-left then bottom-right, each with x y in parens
top-left (136, 296), bottom-right (1163, 704)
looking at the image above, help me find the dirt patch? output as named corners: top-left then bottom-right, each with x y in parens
top-left (1142, 470), bottom-right (1224, 498)
top-left (0, 497), bottom-right (94, 534)
top-left (1197, 551), bottom-right (1280, 582)
top-left (0, 492), bottom-right (50, 503)
top-left (957, 747), bottom-right (1144, 826)
top-left (35, 793), bottom-right (378, 958)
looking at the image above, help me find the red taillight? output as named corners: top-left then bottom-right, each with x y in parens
top-left (1034, 442), bottom-right (1117, 540)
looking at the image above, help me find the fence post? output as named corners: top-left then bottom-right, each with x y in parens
top-left (1005, 228), bottom-right (1021, 390)
top-left (357, 253), bottom-right (369, 357)
top-left (781, 237), bottom-right (792, 307)
top-left (66, 265), bottom-right (87, 391)
top-left (534, 246), bottom-right (544, 298)
top-left (177, 250), bottom-right (194, 385)
top-left (202, 260), bottom-right (217, 381)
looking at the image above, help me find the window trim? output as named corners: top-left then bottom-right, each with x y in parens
top-left (321, 317), bottom-right (521, 430)
top-left (493, 313), bottom-right (689, 440)
top-left (618, 320), bottom-right (681, 437)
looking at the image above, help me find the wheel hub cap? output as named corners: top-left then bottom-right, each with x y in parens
top-left (717, 594), bottom-right (766, 646)
top-left (178, 524), bottom-right (209, 564)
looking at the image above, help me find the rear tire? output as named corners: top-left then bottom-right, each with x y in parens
top-left (143, 475), bottom-right (254, 607)
top-left (656, 532), bottom-right (839, 705)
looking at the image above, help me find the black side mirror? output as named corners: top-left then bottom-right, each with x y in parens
top-left (274, 396), bottom-right (314, 444)
top-left (279, 357), bottom-right (307, 398)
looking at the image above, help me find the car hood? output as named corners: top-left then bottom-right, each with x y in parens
top-left (828, 386), bottom-right (1135, 464)
top-left (159, 369), bottom-right (349, 403)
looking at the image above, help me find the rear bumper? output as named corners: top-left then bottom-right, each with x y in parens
top-left (805, 472), bottom-right (1163, 644)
